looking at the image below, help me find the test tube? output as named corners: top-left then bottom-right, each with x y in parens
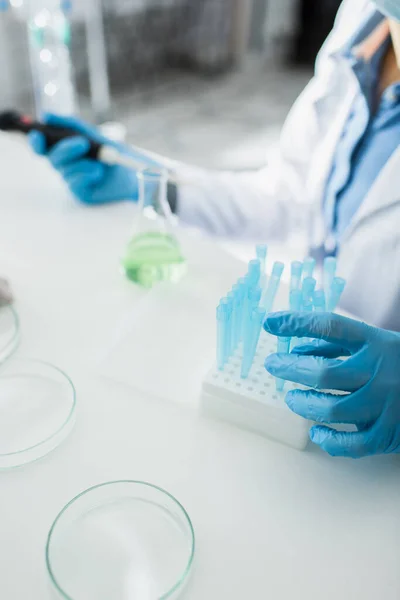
top-left (222, 297), bottom-right (233, 364)
top-left (289, 289), bottom-right (302, 312)
top-left (241, 275), bottom-right (251, 341)
top-left (216, 302), bottom-right (229, 370)
top-left (244, 285), bottom-right (262, 345)
top-left (327, 277), bottom-right (346, 312)
top-left (324, 257), bottom-right (337, 303)
top-left (313, 289), bottom-right (326, 312)
top-left (276, 337), bottom-right (291, 392)
top-left (289, 289), bottom-right (303, 349)
top-left (301, 277), bottom-right (317, 309)
top-left (227, 291), bottom-right (236, 356)
top-left (248, 259), bottom-right (261, 285)
top-left (256, 245), bottom-right (268, 289)
top-left (260, 261), bottom-right (285, 312)
top-left (241, 307), bottom-right (266, 379)
top-left (303, 257), bottom-right (316, 279)
top-left (236, 277), bottom-right (247, 343)
top-left (290, 261), bottom-right (303, 291)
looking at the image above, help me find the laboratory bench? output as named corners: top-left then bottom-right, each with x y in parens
top-left (0, 134), bottom-right (399, 600)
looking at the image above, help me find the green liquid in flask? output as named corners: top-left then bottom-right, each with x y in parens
top-left (122, 231), bottom-right (187, 288)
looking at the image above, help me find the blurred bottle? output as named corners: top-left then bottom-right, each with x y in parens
top-left (26, 0), bottom-right (76, 116)
top-left (121, 168), bottom-right (186, 289)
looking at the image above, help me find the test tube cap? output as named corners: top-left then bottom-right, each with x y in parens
top-left (302, 276), bottom-right (317, 294)
top-left (272, 261), bottom-right (285, 277)
top-left (303, 257), bottom-right (316, 277)
top-left (291, 261), bottom-right (303, 276)
top-left (248, 259), bottom-right (261, 283)
top-left (256, 245), bottom-right (268, 260)
top-left (216, 303), bottom-right (227, 321)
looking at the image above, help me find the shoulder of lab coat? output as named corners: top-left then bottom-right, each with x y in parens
top-left (169, 0), bottom-right (375, 240)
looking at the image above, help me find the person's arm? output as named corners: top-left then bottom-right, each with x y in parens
top-left (264, 311), bottom-right (400, 458)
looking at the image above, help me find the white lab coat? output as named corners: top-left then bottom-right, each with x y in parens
top-left (173, 0), bottom-right (400, 332)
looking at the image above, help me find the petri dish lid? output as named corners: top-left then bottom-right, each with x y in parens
top-left (0, 305), bottom-right (20, 364)
top-left (0, 358), bottom-right (76, 469)
top-left (46, 481), bottom-right (195, 600)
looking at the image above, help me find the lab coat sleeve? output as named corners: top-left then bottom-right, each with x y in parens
top-left (167, 78), bottom-right (321, 241)
top-left (166, 0), bottom-right (371, 240)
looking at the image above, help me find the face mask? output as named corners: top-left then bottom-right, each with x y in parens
top-left (373, 0), bottom-right (400, 21)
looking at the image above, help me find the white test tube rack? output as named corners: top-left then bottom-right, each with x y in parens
top-left (200, 319), bottom-right (311, 451)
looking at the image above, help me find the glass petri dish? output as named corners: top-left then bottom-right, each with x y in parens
top-left (0, 305), bottom-right (20, 364)
top-left (0, 358), bottom-right (76, 469)
top-left (46, 481), bottom-right (195, 600)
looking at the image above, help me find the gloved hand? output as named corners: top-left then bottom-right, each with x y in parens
top-left (28, 113), bottom-right (156, 205)
top-left (264, 311), bottom-right (400, 458)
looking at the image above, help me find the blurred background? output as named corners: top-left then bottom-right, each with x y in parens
top-left (0, 0), bottom-right (342, 170)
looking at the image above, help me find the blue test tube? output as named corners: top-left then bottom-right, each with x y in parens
top-left (216, 302), bottom-right (228, 370)
top-left (289, 289), bottom-right (302, 312)
top-left (261, 261), bottom-right (285, 312)
top-left (221, 297), bottom-right (233, 364)
top-left (313, 290), bottom-right (326, 312)
top-left (241, 275), bottom-right (253, 341)
top-left (244, 285), bottom-right (262, 345)
top-left (299, 277), bottom-right (316, 344)
top-left (290, 261), bottom-right (303, 291)
top-left (276, 336), bottom-right (291, 392)
top-left (227, 290), bottom-right (237, 356)
top-left (241, 307), bottom-right (266, 379)
top-left (324, 257), bottom-right (337, 302)
top-left (256, 245), bottom-right (268, 288)
top-left (231, 284), bottom-right (241, 349)
top-left (327, 277), bottom-right (346, 312)
top-left (248, 259), bottom-right (261, 285)
top-left (301, 277), bottom-right (317, 309)
top-left (303, 257), bottom-right (316, 279)
top-left (236, 277), bottom-right (247, 343)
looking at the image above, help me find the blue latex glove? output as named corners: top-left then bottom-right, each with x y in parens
top-left (264, 311), bottom-right (400, 458)
top-left (28, 113), bottom-right (154, 205)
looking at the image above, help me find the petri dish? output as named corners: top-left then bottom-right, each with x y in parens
top-left (0, 305), bottom-right (20, 364)
top-left (46, 481), bottom-right (195, 600)
top-left (0, 358), bottom-right (76, 469)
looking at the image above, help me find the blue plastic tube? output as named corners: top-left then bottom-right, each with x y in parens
top-left (276, 336), bottom-right (291, 392)
top-left (327, 277), bottom-right (346, 312)
top-left (241, 307), bottom-right (266, 379)
top-left (248, 259), bottom-right (261, 285)
top-left (290, 261), bottom-right (303, 291)
top-left (324, 257), bottom-right (337, 303)
top-left (289, 289), bottom-right (302, 312)
top-left (216, 302), bottom-right (229, 370)
top-left (256, 245), bottom-right (268, 289)
top-left (313, 289), bottom-right (326, 312)
top-left (261, 261), bottom-right (284, 312)
top-left (303, 257), bottom-right (316, 279)
top-left (301, 277), bottom-right (317, 310)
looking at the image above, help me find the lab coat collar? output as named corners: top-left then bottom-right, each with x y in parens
top-left (340, 145), bottom-right (400, 242)
top-left (326, 2), bottom-right (384, 59)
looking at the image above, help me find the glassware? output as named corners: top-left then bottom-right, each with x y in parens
top-left (46, 481), bottom-right (195, 600)
top-left (0, 358), bottom-right (76, 469)
top-left (27, 0), bottom-right (76, 116)
top-left (121, 168), bottom-right (186, 288)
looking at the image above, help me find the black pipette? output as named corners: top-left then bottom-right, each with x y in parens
top-left (0, 110), bottom-right (102, 160)
top-left (0, 109), bottom-right (184, 184)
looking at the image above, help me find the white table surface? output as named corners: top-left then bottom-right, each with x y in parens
top-left (0, 134), bottom-right (400, 600)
